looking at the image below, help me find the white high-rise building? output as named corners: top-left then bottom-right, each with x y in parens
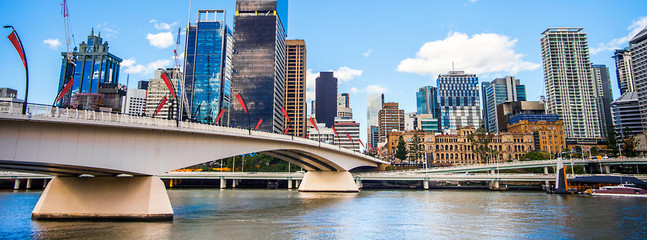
top-left (629, 26), bottom-right (647, 133)
top-left (366, 93), bottom-right (384, 148)
top-left (122, 88), bottom-right (147, 116)
top-left (540, 28), bottom-right (601, 142)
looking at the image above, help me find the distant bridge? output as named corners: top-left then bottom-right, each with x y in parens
top-left (410, 158), bottom-right (647, 174)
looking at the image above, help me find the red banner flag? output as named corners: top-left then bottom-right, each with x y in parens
top-left (154, 95), bottom-right (168, 117)
top-left (346, 132), bottom-right (353, 144)
top-left (160, 72), bottom-right (177, 99)
top-left (377, 146), bottom-right (381, 153)
top-left (284, 126), bottom-right (290, 135)
top-left (368, 143), bottom-right (375, 151)
top-left (358, 138), bottom-right (364, 148)
top-left (236, 93), bottom-right (248, 114)
top-left (281, 107), bottom-right (290, 122)
top-left (331, 126), bottom-right (338, 137)
top-left (55, 77), bottom-right (74, 103)
top-left (254, 118), bottom-right (263, 131)
top-left (306, 133), bottom-right (310, 139)
top-left (215, 108), bottom-right (226, 125)
top-left (7, 31), bottom-right (26, 69)
top-left (308, 118), bottom-right (318, 131)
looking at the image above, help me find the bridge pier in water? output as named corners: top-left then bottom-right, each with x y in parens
top-left (298, 171), bottom-right (359, 192)
top-left (32, 176), bottom-right (173, 220)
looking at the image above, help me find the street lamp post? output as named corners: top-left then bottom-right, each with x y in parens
top-left (4, 26), bottom-right (29, 115)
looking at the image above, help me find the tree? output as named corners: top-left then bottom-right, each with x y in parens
top-left (395, 136), bottom-right (409, 161)
top-left (467, 128), bottom-right (496, 163)
top-left (408, 134), bottom-right (424, 163)
top-left (606, 125), bottom-right (618, 156)
top-left (521, 151), bottom-right (549, 161)
top-left (622, 136), bottom-right (637, 157)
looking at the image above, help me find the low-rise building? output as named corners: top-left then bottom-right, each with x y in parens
top-left (507, 115), bottom-right (565, 156)
top-left (385, 127), bottom-right (534, 166)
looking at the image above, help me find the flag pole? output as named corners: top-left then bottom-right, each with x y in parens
top-left (4, 26), bottom-right (28, 115)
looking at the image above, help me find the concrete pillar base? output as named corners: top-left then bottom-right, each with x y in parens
top-left (31, 176), bottom-right (173, 221)
top-left (43, 179), bottom-right (48, 188)
top-left (423, 180), bottom-right (429, 190)
top-left (220, 178), bottom-right (226, 189)
top-left (14, 179), bottom-right (21, 190)
top-left (26, 179), bottom-right (32, 189)
top-left (295, 180), bottom-right (301, 188)
top-left (298, 171), bottom-right (359, 192)
top-left (287, 179), bottom-right (293, 189)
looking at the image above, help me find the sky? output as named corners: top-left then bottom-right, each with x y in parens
top-left (1, 0), bottom-right (647, 145)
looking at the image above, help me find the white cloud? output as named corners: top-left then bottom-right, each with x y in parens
top-left (122, 57), bottom-right (172, 75)
top-left (95, 22), bottom-right (118, 37)
top-left (350, 87), bottom-right (359, 93)
top-left (590, 16), bottom-right (647, 54)
top-left (146, 32), bottom-right (174, 48)
top-left (363, 49), bottom-right (373, 58)
top-left (365, 85), bottom-right (388, 94)
top-left (306, 90), bottom-right (315, 103)
top-left (306, 69), bottom-right (318, 90)
top-left (331, 66), bottom-right (363, 82)
top-left (397, 31), bottom-right (539, 77)
top-left (149, 19), bottom-right (177, 31)
top-left (43, 38), bottom-right (61, 49)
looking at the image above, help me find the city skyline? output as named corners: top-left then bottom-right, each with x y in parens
top-left (2, 0), bottom-right (647, 143)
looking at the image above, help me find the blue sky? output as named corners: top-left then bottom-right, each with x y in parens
top-left (2, 0), bottom-right (647, 143)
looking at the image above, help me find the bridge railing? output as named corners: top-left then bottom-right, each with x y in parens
top-left (1, 100), bottom-right (381, 163)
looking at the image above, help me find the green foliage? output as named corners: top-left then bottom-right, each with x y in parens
top-left (622, 136), bottom-right (637, 157)
top-left (606, 126), bottom-right (618, 155)
top-left (395, 136), bottom-right (409, 161)
top-left (203, 153), bottom-right (301, 172)
top-left (467, 128), bottom-right (496, 162)
top-left (408, 134), bottom-right (424, 162)
top-left (520, 151), bottom-right (549, 161)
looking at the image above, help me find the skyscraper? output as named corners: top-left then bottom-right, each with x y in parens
top-left (481, 76), bottom-right (526, 133)
top-left (366, 93), bottom-right (384, 148)
top-left (230, 0), bottom-right (288, 133)
top-left (591, 64), bottom-right (614, 137)
top-left (541, 28), bottom-right (601, 142)
top-left (122, 81), bottom-right (148, 116)
top-left (315, 71), bottom-right (338, 127)
top-left (437, 71), bottom-right (481, 133)
top-left (333, 118), bottom-right (360, 152)
top-left (611, 92), bottom-right (642, 139)
top-left (146, 68), bottom-right (180, 119)
top-left (378, 102), bottom-right (405, 143)
top-left (285, 39), bottom-right (307, 137)
top-left (612, 48), bottom-right (635, 95)
top-left (416, 86), bottom-right (439, 118)
top-left (337, 93), bottom-right (352, 119)
top-left (57, 29), bottom-right (122, 107)
top-left (184, 10), bottom-right (234, 125)
top-left (629, 26), bottom-right (647, 133)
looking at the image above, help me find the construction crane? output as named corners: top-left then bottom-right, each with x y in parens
top-left (54, 0), bottom-right (77, 106)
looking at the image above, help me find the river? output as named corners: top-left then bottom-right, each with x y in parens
top-left (1, 189), bottom-right (646, 239)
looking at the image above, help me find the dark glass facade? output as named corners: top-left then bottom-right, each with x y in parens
top-left (230, 0), bottom-right (287, 133)
top-left (57, 30), bottom-right (121, 107)
top-left (184, 10), bottom-right (234, 125)
top-left (315, 72), bottom-right (338, 127)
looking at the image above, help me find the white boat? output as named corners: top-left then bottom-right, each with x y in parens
top-left (586, 184), bottom-right (647, 197)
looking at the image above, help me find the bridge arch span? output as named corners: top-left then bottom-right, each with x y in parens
top-left (0, 115), bottom-right (384, 176)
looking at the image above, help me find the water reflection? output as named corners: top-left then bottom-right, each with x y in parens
top-left (1, 189), bottom-right (646, 239)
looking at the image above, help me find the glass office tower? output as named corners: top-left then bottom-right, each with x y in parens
top-left (230, 0), bottom-right (288, 133)
top-left (481, 76), bottom-right (526, 133)
top-left (416, 86), bottom-right (439, 117)
top-left (437, 71), bottom-right (481, 133)
top-left (184, 10), bottom-right (234, 125)
top-left (57, 29), bottom-right (121, 107)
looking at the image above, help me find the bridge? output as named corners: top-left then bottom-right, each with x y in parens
top-left (410, 158), bottom-right (647, 174)
top-left (0, 103), bottom-right (387, 220)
